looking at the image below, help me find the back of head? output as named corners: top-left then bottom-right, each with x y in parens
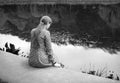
top-left (40, 16), bottom-right (52, 25)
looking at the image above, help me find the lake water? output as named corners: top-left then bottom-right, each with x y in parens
top-left (0, 33), bottom-right (120, 77)
top-left (0, 4), bottom-right (120, 77)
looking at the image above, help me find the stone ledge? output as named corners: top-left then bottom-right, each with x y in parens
top-left (0, 51), bottom-right (118, 83)
top-left (0, 0), bottom-right (119, 5)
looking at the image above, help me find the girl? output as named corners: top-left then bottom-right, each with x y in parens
top-left (28, 16), bottom-right (64, 68)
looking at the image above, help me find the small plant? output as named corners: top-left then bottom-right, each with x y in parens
top-left (80, 64), bottom-right (120, 81)
top-left (106, 71), bottom-right (120, 81)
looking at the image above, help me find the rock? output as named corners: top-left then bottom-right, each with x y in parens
top-left (0, 51), bottom-right (118, 83)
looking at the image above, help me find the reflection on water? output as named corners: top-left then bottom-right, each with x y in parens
top-left (0, 4), bottom-right (120, 54)
top-left (0, 33), bottom-right (120, 76)
top-left (1, 20), bottom-right (120, 54)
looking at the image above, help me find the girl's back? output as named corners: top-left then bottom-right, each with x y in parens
top-left (29, 28), bottom-right (52, 68)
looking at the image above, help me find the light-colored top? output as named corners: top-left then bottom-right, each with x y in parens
top-left (28, 27), bottom-right (53, 67)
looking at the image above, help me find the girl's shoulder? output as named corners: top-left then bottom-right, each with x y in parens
top-left (31, 28), bottom-right (37, 34)
top-left (37, 30), bottom-right (50, 39)
top-left (31, 28), bottom-right (50, 37)
top-left (42, 29), bottom-right (50, 35)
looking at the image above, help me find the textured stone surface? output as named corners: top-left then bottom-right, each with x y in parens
top-left (0, 0), bottom-right (120, 5)
top-left (0, 51), bottom-right (119, 83)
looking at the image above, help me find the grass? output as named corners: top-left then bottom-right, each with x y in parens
top-left (80, 64), bottom-right (120, 81)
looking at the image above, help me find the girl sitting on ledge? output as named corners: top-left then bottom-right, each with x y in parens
top-left (28, 16), bottom-right (64, 68)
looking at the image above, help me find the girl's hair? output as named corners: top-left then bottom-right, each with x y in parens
top-left (40, 16), bottom-right (52, 25)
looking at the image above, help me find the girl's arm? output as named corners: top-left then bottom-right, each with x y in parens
top-left (44, 31), bottom-right (53, 56)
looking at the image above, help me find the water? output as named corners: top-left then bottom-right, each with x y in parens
top-left (0, 33), bottom-right (120, 77)
top-left (0, 4), bottom-right (120, 78)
